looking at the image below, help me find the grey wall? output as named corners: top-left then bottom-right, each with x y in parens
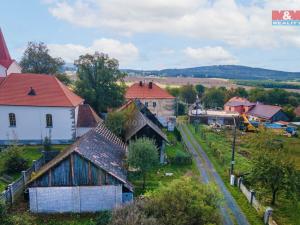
top-left (29, 185), bottom-right (122, 213)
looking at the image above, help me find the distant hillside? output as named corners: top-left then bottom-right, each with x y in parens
top-left (122, 65), bottom-right (300, 81)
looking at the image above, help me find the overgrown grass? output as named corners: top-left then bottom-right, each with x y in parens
top-left (187, 124), bottom-right (300, 225)
top-left (0, 145), bottom-right (68, 192)
top-left (129, 131), bottom-right (199, 196)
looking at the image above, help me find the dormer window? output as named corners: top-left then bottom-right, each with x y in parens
top-left (28, 87), bottom-right (36, 96)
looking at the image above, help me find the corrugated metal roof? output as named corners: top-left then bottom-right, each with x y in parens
top-left (247, 104), bottom-right (282, 119)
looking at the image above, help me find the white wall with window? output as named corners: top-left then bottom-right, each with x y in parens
top-left (0, 105), bottom-right (77, 145)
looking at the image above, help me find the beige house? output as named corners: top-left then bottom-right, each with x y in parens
top-left (125, 81), bottom-right (175, 125)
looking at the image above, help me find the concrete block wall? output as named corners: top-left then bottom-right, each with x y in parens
top-left (29, 185), bottom-right (123, 213)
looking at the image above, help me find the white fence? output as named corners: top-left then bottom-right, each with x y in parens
top-left (237, 177), bottom-right (278, 225)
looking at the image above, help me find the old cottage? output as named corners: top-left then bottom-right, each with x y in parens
top-left (27, 121), bottom-right (133, 213)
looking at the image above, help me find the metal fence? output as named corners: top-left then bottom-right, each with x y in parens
top-left (236, 177), bottom-right (278, 225)
top-left (0, 150), bottom-right (59, 205)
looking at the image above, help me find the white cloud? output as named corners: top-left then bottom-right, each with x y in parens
top-left (46, 0), bottom-right (300, 48)
top-left (48, 38), bottom-right (139, 67)
top-left (184, 46), bottom-right (237, 66)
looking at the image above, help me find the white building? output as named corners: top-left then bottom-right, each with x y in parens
top-left (0, 29), bottom-right (21, 77)
top-left (0, 30), bottom-right (99, 145)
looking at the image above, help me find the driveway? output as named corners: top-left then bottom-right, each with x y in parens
top-left (178, 124), bottom-right (250, 225)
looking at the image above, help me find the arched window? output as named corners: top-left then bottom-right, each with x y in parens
top-left (9, 113), bottom-right (16, 127)
top-left (46, 114), bottom-right (53, 127)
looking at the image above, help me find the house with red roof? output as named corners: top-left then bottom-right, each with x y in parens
top-left (125, 81), bottom-right (175, 125)
top-left (224, 97), bottom-right (256, 114)
top-left (246, 104), bottom-right (288, 122)
top-left (0, 29), bottom-right (21, 77)
top-left (0, 30), bottom-right (100, 145)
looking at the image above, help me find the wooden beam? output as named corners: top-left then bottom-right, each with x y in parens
top-left (70, 154), bottom-right (75, 185)
top-left (88, 161), bottom-right (92, 185)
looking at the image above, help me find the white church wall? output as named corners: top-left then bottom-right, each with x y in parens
top-left (0, 65), bottom-right (6, 77)
top-left (7, 61), bottom-right (21, 75)
top-left (0, 105), bottom-right (76, 145)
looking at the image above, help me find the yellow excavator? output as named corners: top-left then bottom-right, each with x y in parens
top-left (241, 114), bottom-right (257, 132)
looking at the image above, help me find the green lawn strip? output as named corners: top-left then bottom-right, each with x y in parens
top-left (186, 124), bottom-right (264, 225)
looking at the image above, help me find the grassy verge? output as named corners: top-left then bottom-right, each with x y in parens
top-left (0, 145), bottom-right (68, 192)
top-left (187, 124), bottom-right (300, 225)
top-left (186, 124), bottom-right (264, 225)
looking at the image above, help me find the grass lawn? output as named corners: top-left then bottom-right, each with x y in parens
top-left (187, 124), bottom-right (300, 225)
top-left (0, 145), bottom-right (68, 192)
top-left (129, 131), bottom-right (199, 196)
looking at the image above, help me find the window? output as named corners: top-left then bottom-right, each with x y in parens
top-left (145, 102), bottom-right (148, 107)
top-left (46, 114), bottom-right (53, 127)
top-left (9, 113), bottom-right (16, 127)
top-left (153, 102), bottom-right (157, 108)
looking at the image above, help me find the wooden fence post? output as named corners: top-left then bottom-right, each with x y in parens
top-left (250, 190), bottom-right (255, 205)
top-left (237, 177), bottom-right (243, 189)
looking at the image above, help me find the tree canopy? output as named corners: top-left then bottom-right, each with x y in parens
top-left (202, 87), bottom-right (226, 108)
top-left (128, 138), bottom-right (158, 189)
top-left (110, 177), bottom-right (221, 225)
top-left (75, 52), bottom-right (126, 113)
top-left (180, 84), bottom-right (197, 104)
top-left (20, 42), bottom-right (64, 75)
top-left (247, 129), bottom-right (299, 205)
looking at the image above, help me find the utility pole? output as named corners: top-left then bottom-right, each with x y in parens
top-left (230, 116), bottom-right (237, 176)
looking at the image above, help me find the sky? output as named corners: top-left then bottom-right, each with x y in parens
top-left (1, 0), bottom-right (300, 71)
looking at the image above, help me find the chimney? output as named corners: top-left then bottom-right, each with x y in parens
top-left (139, 81), bottom-right (143, 87)
top-left (149, 81), bottom-right (153, 89)
top-left (28, 87), bottom-right (36, 96)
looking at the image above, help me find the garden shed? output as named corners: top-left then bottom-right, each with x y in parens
top-left (26, 122), bottom-right (133, 213)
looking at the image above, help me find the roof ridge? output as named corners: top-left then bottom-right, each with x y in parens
top-left (53, 76), bottom-right (83, 106)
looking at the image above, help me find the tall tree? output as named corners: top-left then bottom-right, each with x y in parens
top-left (75, 53), bottom-right (126, 113)
top-left (180, 84), bottom-right (197, 104)
top-left (128, 138), bottom-right (158, 189)
top-left (202, 87), bottom-right (226, 108)
top-left (195, 84), bottom-right (205, 98)
top-left (247, 129), bottom-right (299, 205)
top-left (20, 42), bottom-right (64, 74)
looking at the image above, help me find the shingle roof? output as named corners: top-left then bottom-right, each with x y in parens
top-left (247, 104), bottom-right (282, 119)
top-left (28, 122), bottom-right (132, 191)
top-left (0, 73), bottom-right (84, 107)
top-left (118, 99), bottom-right (163, 128)
top-left (225, 97), bottom-right (255, 107)
top-left (77, 104), bottom-right (102, 127)
top-left (124, 105), bottom-right (168, 142)
top-left (126, 82), bottom-right (175, 99)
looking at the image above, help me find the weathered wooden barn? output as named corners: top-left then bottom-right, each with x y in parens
top-left (119, 100), bottom-right (168, 163)
top-left (27, 122), bottom-right (133, 213)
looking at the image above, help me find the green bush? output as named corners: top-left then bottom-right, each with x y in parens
top-left (168, 150), bottom-right (192, 165)
top-left (94, 211), bottom-right (112, 225)
top-left (173, 127), bottom-right (182, 142)
top-left (4, 146), bottom-right (29, 174)
top-left (0, 200), bottom-right (8, 224)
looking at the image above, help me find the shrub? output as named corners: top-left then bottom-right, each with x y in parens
top-left (173, 127), bottom-right (182, 142)
top-left (94, 211), bottom-right (112, 225)
top-left (169, 150), bottom-right (192, 165)
top-left (0, 200), bottom-right (8, 224)
top-left (4, 146), bottom-right (29, 174)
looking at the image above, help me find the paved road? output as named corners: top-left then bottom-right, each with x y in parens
top-left (178, 124), bottom-right (250, 225)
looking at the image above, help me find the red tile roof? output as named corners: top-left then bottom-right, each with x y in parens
top-left (0, 28), bottom-right (13, 69)
top-left (125, 82), bottom-right (175, 99)
top-left (77, 104), bottom-right (102, 127)
top-left (247, 104), bottom-right (282, 119)
top-left (0, 73), bottom-right (84, 107)
top-left (225, 97), bottom-right (255, 107)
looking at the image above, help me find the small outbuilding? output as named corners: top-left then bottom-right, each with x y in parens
top-left (27, 122), bottom-right (133, 213)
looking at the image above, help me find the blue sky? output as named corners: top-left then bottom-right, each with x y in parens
top-left (1, 0), bottom-right (300, 72)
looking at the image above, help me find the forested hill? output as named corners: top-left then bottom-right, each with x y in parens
top-left (122, 65), bottom-right (300, 80)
